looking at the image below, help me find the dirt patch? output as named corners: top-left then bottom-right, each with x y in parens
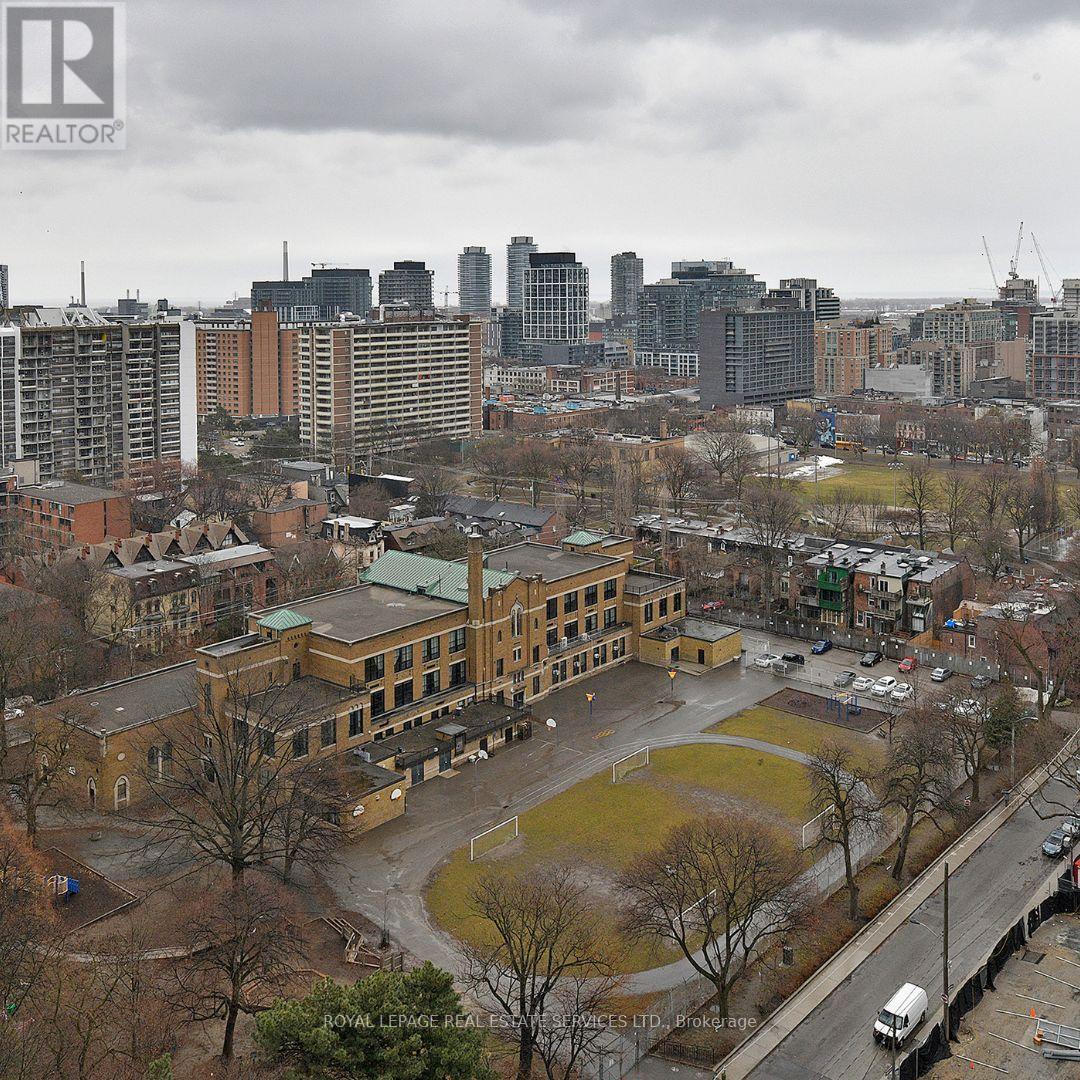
top-left (38, 847), bottom-right (138, 931)
top-left (762, 687), bottom-right (888, 733)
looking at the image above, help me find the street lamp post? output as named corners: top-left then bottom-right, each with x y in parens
top-left (586, 692), bottom-right (595, 724)
top-left (667, 667), bottom-right (677, 701)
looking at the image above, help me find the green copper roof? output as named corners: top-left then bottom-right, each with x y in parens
top-left (258, 608), bottom-right (313, 631)
top-left (361, 550), bottom-right (516, 603)
top-left (563, 530), bottom-right (604, 546)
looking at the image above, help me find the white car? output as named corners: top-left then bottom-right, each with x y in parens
top-left (852, 675), bottom-right (875, 692)
top-left (754, 653), bottom-right (780, 670)
top-left (900, 450), bottom-right (915, 457)
top-left (872, 676), bottom-right (898, 698)
top-left (890, 682), bottom-right (913, 703)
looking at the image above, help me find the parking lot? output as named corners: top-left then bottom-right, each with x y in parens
top-left (740, 630), bottom-right (991, 711)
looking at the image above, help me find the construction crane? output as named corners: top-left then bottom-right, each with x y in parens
top-left (981, 236), bottom-right (1000, 294)
top-left (1031, 234), bottom-right (1061, 304)
top-left (1008, 220), bottom-right (1024, 278)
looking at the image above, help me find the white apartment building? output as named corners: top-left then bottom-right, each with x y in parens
top-left (634, 348), bottom-right (700, 379)
top-left (297, 314), bottom-right (481, 466)
top-left (521, 252), bottom-right (588, 362)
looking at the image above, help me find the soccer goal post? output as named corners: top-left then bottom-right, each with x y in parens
top-left (612, 746), bottom-right (650, 783)
top-left (469, 816), bottom-right (519, 861)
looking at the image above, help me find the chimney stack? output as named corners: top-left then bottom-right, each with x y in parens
top-left (467, 530), bottom-right (484, 625)
top-left (282, 240), bottom-right (289, 281)
top-left (659, 417), bottom-right (669, 440)
top-left (79, 261), bottom-right (86, 306)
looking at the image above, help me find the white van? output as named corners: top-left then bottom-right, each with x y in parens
top-left (873, 983), bottom-right (928, 1045)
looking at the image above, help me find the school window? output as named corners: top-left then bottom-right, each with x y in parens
top-left (321, 717), bottom-right (337, 748)
top-left (449, 660), bottom-right (467, 686)
top-left (674, 592), bottom-right (682, 610)
top-left (365, 654), bottom-right (384, 682)
top-left (292, 728), bottom-right (309, 759)
top-left (532, 675), bottom-right (541, 695)
top-left (564, 591), bottom-right (578, 614)
top-left (585, 584), bottom-right (598, 606)
top-left (604, 606), bottom-right (617, 628)
top-left (495, 658), bottom-right (505, 677)
top-left (513, 646), bottom-right (522, 662)
top-left (532, 644), bottom-right (540, 663)
top-left (394, 680), bottom-right (414, 708)
top-left (348, 708), bottom-right (363, 738)
top-left (547, 626), bottom-right (558, 646)
top-left (424, 670), bottom-right (441, 696)
top-left (584, 614), bottom-right (597, 634)
top-left (659, 596), bottom-right (668, 618)
top-left (604, 578), bottom-right (617, 600)
top-left (510, 604), bottom-right (523, 637)
top-left (644, 602), bottom-right (654, 623)
top-left (449, 628), bottom-right (466, 652)
top-left (546, 597), bottom-right (558, 620)
top-left (261, 730), bottom-right (275, 756)
top-left (564, 620), bottom-right (578, 640)
top-left (394, 644), bottom-right (413, 672)
top-left (423, 636), bottom-right (440, 662)
top-left (371, 689), bottom-right (386, 716)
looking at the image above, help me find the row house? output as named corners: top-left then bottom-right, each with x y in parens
top-left (852, 549), bottom-right (972, 637)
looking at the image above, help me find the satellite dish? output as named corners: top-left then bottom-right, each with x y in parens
top-left (352, 805), bottom-right (365, 816)
top-left (546, 718), bottom-right (557, 729)
top-left (477, 749), bottom-right (489, 760)
top-left (390, 788), bottom-right (402, 801)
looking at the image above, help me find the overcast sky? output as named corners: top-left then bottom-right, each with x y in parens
top-left (6, 0), bottom-right (1080, 306)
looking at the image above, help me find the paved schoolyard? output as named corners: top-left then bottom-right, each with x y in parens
top-left (321, 659), bottom-right (780, 976)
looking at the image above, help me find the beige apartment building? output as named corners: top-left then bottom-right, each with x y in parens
top-left (814, 322), bottom-right (893, 395)
top-left (297, 312), bottom-right (482, 466)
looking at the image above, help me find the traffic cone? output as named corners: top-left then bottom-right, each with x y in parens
top-left (1030, 1007), bottom-right (1037, 1018)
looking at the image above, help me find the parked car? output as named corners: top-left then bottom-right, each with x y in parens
top-left (860, 650), bottom-right (884, 667)
top-left (900, 450), bottom-right (915, 457)
top-left (754, 653), bottom-right (781, 670)
top-left (930, 667), bottom-right (953, 682)
top-left (780, 652), bottom-right (806, 666)
top-left (890, 682), bottom-right (913, 703)
top-left (971, 674), bottom-right (993, 690)
top-left (834, 670), bottom-right (856, 688)
top-left (872, 676), bottom-right (898, 698)
top-left (1062, 817), bottom-right (1080, 840)
top-left (1043, 829), bottom-right (1068, 858)
top-left (898, 657), bottom-right (917, 673)
top-left (811, 639), bottom-right (834, 655)
top-left (701, 600), bottom-right (725, 613)
top-left (852, 675), bottom-right (875, 692)
top-left (873, 983), bottom-right (928, 1046)
top-left (955, 698), bottom-right (982, 717)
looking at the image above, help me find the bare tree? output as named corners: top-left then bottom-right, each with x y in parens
top-left (738, 478), bottom-right (802, 617)
top-left (973, 465), bottom-right (1010, 526)
top-left (973, 525), bottom-right (1012, 579)
top-left (1003, 478), bottom-right (1039, 557)
top-left (790, 415), bottom-right (818, 456)
top-left (805, 743), bottom-right (880, 921)
top-left (172, 875), bottom-right (303, 1062)
top-left (274, 539), bottom-right (347, 602)
top-left (619, 814), bottom-right (804, 1020)
top-left (557, 436), bottom-right (607, 528)
top-left (941, 692), bottom-right (992, 803)
top-left (901, 461), bottom-right (938, 549)
top-left (697, 420), bottom-right (756, 495)
top-left (461, 866), bottom-right (616, 1080)
top-left (138, 671), bottom-right (343, 883)
top-left (656, 446), bottom-right (702, 514)
top-left (881, 715), bottom-right (956, 881)
top-left (534, 970), bottom-right (622, 1080)
top-left (0, 590), bottom-right (45, 778)
top-left (811, 486), bottom-right (861, 540)
top-left (939, 473), bottom-right (973, 551)
top-left (412, 463), bottom-right (455, 518)
top-left (469, 439), bottom-right (518, 499)
top-left (516, 442), bottom-right (558, 508)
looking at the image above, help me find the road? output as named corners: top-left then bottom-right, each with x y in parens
top-left (738, 779), bottom-right (1072, 1080)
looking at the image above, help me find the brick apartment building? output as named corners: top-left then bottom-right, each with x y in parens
top-left (0, 475), bottom-right (132, 552)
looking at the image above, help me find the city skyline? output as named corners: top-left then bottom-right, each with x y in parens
top-left (5, 0), bottom-right (1080, 305)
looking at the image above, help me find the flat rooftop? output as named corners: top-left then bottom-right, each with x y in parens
top-left (486, 542), bottom-right (621, 582)
top-left (624, 570), bottom-right (682, 595)
top-left (18, 480), bottom-right (125, 504)
top-left (676, 617), bottom-right (740, 643)
top-left (234, 676), bottom-right (357, 729)
top-left (71, 662), bottom-right (195, 734)
top-left (260, 583), bottom-right (465, 644)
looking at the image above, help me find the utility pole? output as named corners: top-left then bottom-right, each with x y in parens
top-left (942, 860), bottom-right (951, 1050)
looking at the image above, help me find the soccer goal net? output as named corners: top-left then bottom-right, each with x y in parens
top-left (469, 816), bottom-right (519, 861)
top-left (612, 746), bottom-right (650, 784)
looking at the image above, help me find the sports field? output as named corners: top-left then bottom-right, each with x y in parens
top-left (425, 742), bottom-right (811, 973)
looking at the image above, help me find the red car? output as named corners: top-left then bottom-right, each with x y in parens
top-left (898, 656), bottom-right (917, 673)
top-left (702, 600), bottom-right (725, 613)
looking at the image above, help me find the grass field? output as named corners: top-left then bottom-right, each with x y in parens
top-left (425, 743), bottom-right (812, 973)
top-left (705, 705), bottom-right (884, 775)
top-left (794, 461), bottom-right (904, 504)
